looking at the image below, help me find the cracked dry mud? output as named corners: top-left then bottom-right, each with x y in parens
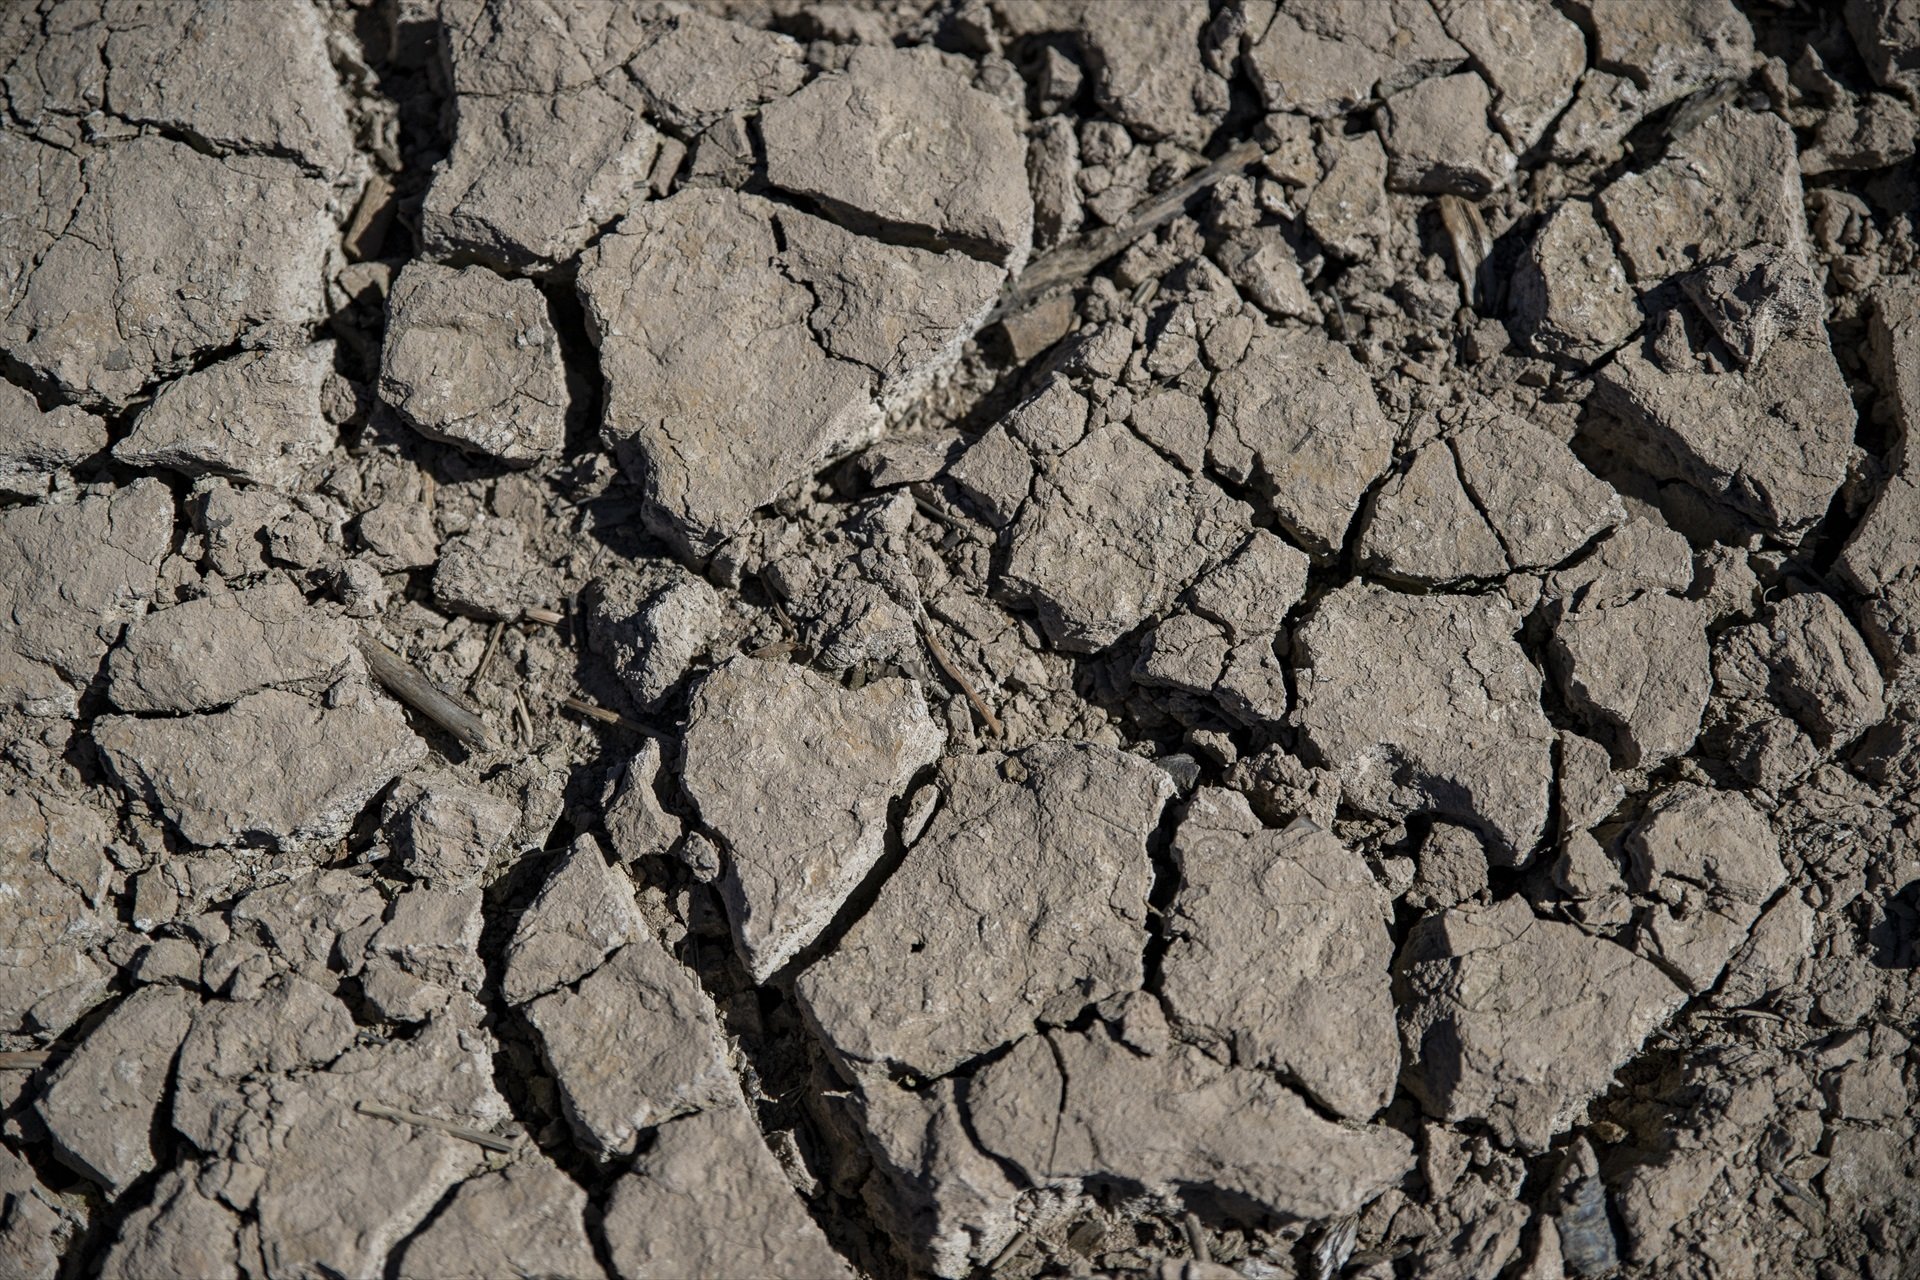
top-left (2, 1), bottom-right (1920, 1279)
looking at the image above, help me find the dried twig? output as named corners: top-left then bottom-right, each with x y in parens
top-left (560, 697), bottom-right (662, 737)
top-left (0, 1051), bottom-right (54, 1070)
top-left (469, 620), bottom-right (505, 691)
top-left (359, 635), bottom-right (494, 751)
top-left (522, 605), bottom-right (563, 625)
top-left (1436, 194), bottom-right (1494, 312)
top-left (989, 1229), bottom-right (1031, 1273)
top-left (1183, 1212), bottom-right (1210, 1263)
top-left (512, 690), bottom-right (534, 746)
top-left (355, 1101), bottom-right (517, 1153)
top-left (994, 138), bottom-right (1265, 323)
top-left (919, 615), bottom-right (1003, 738)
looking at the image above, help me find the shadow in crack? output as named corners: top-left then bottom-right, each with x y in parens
top-left (1867, 880), bottom-right (1919, 970)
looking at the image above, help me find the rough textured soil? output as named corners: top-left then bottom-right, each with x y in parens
top-left (2, 1), bottom-right (1919, 1278)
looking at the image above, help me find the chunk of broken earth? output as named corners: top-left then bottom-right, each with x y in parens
top-left (1302, 131), bottom-right (1390, 262)
top-left (0, 479), bottom-right (172, 719)
top-left (1213, 225), bottom-right (1318, 323)
top-left (385, 771), bottom-right (521, 891)
top-left (602, 1102), bottom-right (853, 1280)
top-left (193, 1013), bottom-right (509, 1279)
top-left (624, 9), bottom-right (805, 134)
top-left (1597, 109), bottom-right (1805, 286)
top-left (585, 561), bottom-right (724, 709)
top-left (1717, 593), bottom-right (1887, 747)
top-left (1398, 896), bottom-right (1687, 1151)
top-left (1185, 530), bottom-right (1310, 639)
top-left (1592, 310), bottom-right (1854, 540)
top-left (392, 1154), bottom-right (600, 1280)
top-left (581, 189), bottom-right (1002, 558)
top-left (0, 134), bottom-right (332, 408)
top-left (1625, 784), bottom-right (1788, 993)
top-left (1210, 324), bottom-right (1394, 552)
top-left (1293, 583), bottom-right (1554, 860)
top-left (1680, 245), bottom-right (1825, 369)
top-left (0, 797), bottom-right (114, 1035)
top-left (365, 886), bottom-right (484, 994)
top-left (524, 934), bottom-right (734, 1161)
top-left (1380, 73), bottom-right (1516, 199)
top-left (1451, 412), bottom-right (1625, 570)
top-left (35, 985), bottom-right (196, 1197)
top-left (1512, 200), bottom-right (1642, 363)
top-left (172, 973), bottom-right (356, 1151)
top-left (603, 738), bottom-right (682, 864)
top-left (1548, 592), bottom-right (1712, 768)
top-left (433, 521), bottom-right (536, 622)
top-left (946, 424), bottom-right (1034, 529)
top-left (1072, 1), bottom-right (1228, 149)
top-left (683, 656), bottom-right (943, 981)
top-left (95, 1164), bottom-right (245, 1280)
top-left (227, 872), bottom-right (386, 983)
top-left (501, 836), bottom-right (647, 1005)
top-left (105, 578), bottom-right (353, 714)
top-left (797, 741), bottom-right (1170, 1080)
top-left (421, 0), bottom-right (662, 269)
top-left (114, 343), bottom-right (337, 490)
top-left (849, 1076), bottom-right (1021, 1279)
top-left (760, 45), bottom-right (1032, 267)
top-left (378, 262), bottom-right (566, 466)
top-left (1357, 441), bottom-right (1509, 584)
top-left (94, 683), bottom-right (426, 849)
top-left (1838, 282), bottom-right (1920, 671)
top-left (969, 1022), bottom-right (1414, 1222)
top-left (1436, 0), bottom-right (1586, 152)
top-left (1243, 1), bottom-right (1462, 118)
top-left (0, 381), bottom-right (106, 500)
top-left (1002, 425), bottom-right (1250, 652)
top-left (1163, 789), bottom-right (1399, 1119)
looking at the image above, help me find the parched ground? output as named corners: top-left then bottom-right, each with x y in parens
top-left (2, 1), bottom-right (1918, 1278)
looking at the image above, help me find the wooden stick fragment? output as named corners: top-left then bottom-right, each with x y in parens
top-left (992, 138), bottom-right (1264, 323)
top-left (0, 1051), bottom-right (53, 1070)
top-left (919, 617), bottom-right (1004, 738)
top-left (989, 1229), bottom-right (1031, 1273)
top-left (1184, 1212), bottom-right (1210, 1263)
top-left (355, 1101), bottom-right (517, 1153)
top-left (560, 697), bottom-right (662, 737)
top-left (522, 605), bottom-right (564, 625)
top-left (469, 620), bottom-right (505, 691)
top-left (359, 635), bottom-right (494, 751)
top-left (512, 690), bottom-right (535, 746)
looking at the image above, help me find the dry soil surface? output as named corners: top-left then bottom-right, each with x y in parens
top-left (2, 2), bottom-right (1919, 1279)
